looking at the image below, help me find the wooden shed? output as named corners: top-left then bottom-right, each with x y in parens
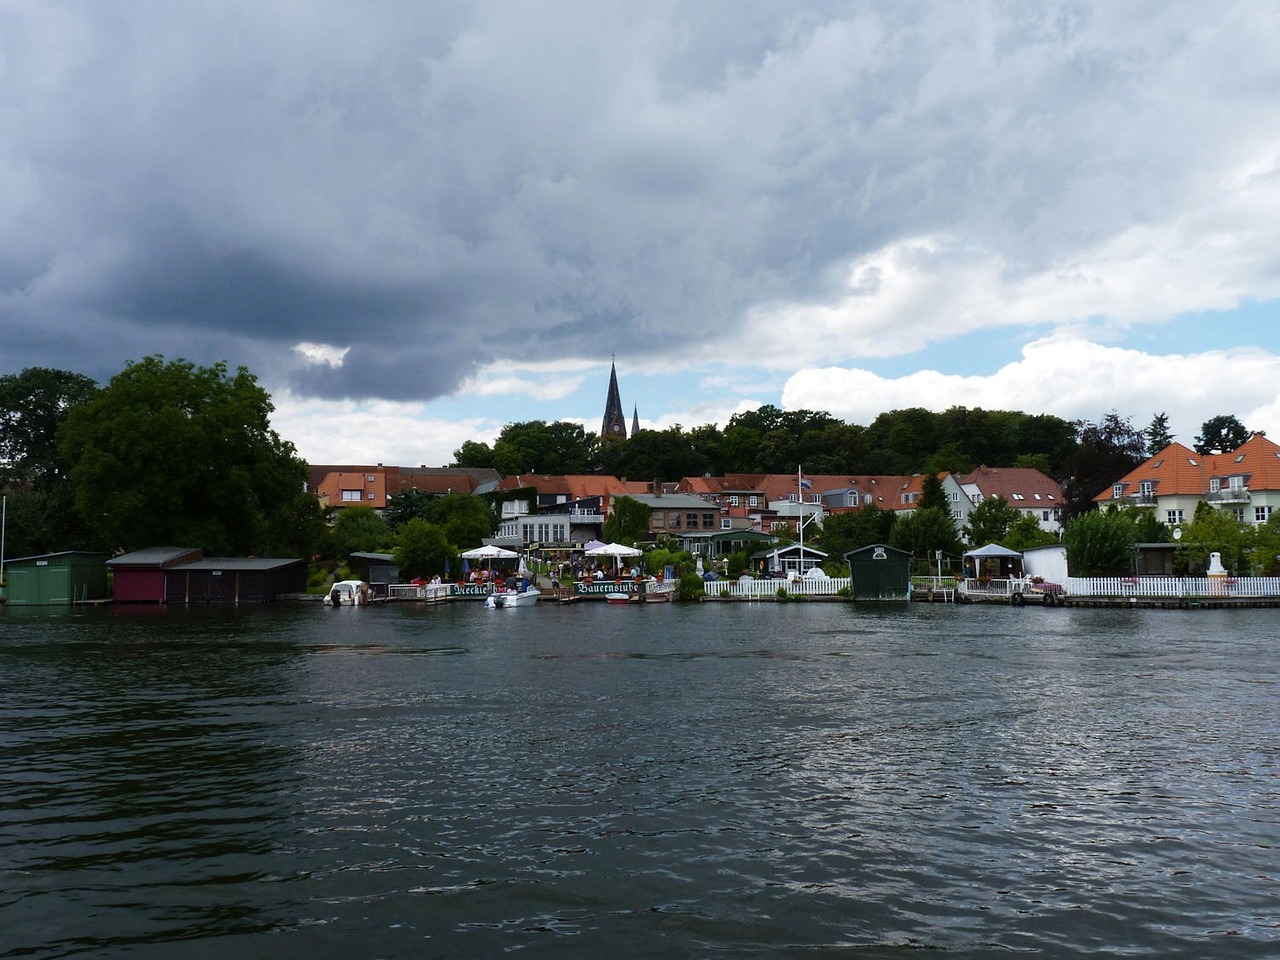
top-left (164, 557), bottom-right (307, 604)
top-left (106, 547), bottom-right (204, 603)
top-left (844, 543), bottom-right (912, 601)
top-left (4, 551), bottom-right (110, 606)
top-left (350, 552), bottom-right (400, 598)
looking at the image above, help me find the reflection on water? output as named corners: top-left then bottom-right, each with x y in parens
top-left (1, 601), bottom-right (1277, 958)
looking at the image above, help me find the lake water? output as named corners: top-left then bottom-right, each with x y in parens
top-left (1, 600), bottom-right (1277, 958)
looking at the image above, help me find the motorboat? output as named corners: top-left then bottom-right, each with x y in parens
top-left (484, 586), bottom-right (541, 608)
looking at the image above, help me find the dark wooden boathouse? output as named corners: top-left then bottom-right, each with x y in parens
top-left (164, 557), bottom-right (307, 604)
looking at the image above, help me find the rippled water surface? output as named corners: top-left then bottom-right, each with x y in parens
top-left (2, 600), bottom-right (1278, 958)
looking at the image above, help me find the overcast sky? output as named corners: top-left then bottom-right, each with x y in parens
top-left (4, 1), bottom-right (1280, 466)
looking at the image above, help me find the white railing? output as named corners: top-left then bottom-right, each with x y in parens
top-left (387, 582), bottom-right (451, 602)
top-left (707, 577), bottom-right (852, 600)
top-left (1064, 576), bottom-right (1280, 598)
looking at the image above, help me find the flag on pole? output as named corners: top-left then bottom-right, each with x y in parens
top-left (798, 467), bottom-right (812, 490)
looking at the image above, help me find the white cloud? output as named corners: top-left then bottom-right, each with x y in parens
top-left (781, 333), bottom-right (1280, 443)
top-left (271, 393), bottom-right (499, 467)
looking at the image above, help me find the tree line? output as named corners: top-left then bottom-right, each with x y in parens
top-left (0, 358), bottom-right (1263, 579)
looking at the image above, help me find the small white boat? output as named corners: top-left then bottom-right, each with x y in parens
top-left (484, 586), bottom-right (541, 608)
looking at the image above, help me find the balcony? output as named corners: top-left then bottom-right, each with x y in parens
top-left (1115, 493), bottom-right (1157, 507)
top-left (1205, 487), bottom-right (1251, 505)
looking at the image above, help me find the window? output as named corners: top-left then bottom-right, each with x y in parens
top-left (1229, 475), bottom-right (1245, 491)
top-left (670, 514), bottom-right (681, 528)
top-left (367, 492), bottom-right (375, 500)
top-left (788, 493), bottom-right (797, 502)
top-left (652, 514), bottom-right (665, 527)
top-left (1112, 484), bottom-right (1124, 499)
top-left (1167, 509), bottom-right (1184, 525)
top-left (1209, 478), bottom-right (1221, 493)
top-left (686, 513), bottom-right (700, 529)
top-left (950, 492), bottom-right (959, 502)
top-left (342, 489), bottom-right (361, 502)
top-left (1139, 481), bottom-right (1153, 496)
top-left (721, 517), bottom-right (731, 529)
top-left (702, 513), bottom-right (716, 528)
top-left (1042, 511), bottom-right (1050, 521)
top-left (1256, 506), bottom-right (1272, 524)
top-left (367, 474), bottom-right (376, 482)
top-left (729, 495), bottom-right (739, 506)
top-left (748, 495), bottom-right (758, 507)
top-left (1232, 508), bottom-right (1246, 523)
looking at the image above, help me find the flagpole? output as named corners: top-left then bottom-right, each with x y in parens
top-left (797, 466), bottom-right (803, 562)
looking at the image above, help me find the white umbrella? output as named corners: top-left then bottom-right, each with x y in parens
top-left (585, 541), bottom-right (643, 573)
top-left (461, 544), bottom-right (519, 578)
top-left (460, 545), bottom-right (519, 560)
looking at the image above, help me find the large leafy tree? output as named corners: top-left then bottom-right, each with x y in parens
top-left (819, 504), bottom-right (896, 559)
top-left (451, 439), bottom-right (495, 469)
top-left (393, 518), bottom-right (455, 580)
top-left (58, 356), bottom-right (306, 555)
top-left (0, 367), bottom-right (100, 489)
top-left (329, 505), bottom-right (392, 560)
top-left (1194, 414), bottom-right (1250, 456)
top-left (888, 507), bottom-right (961, 559)
top-left (1062, 508), bottom-right (1138, 576)
top-left (965, 495), bottom-right (1019, 546)
top-left (492, 420), bottom-right (591, 476)
top-left (1059, 412), bottom-right (1147, 520)
top-left (1003, 514), bottom-right (1058, 552)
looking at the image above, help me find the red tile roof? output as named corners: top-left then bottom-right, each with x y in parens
top-left (1095, 434), bottom-right (1280, 501)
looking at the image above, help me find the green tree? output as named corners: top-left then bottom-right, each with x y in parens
top-left (917, 472), bottom-right (950, 513)
top-left (423, 492), bottom-right (496, 548)
top-left (1177, 501), bottom-right (1253, 574)
top-left (329, 505), bottom-right (392, 560)
top-left (58, 357), bottom-right (305, 555)
top-left (492, 420), bottom-right (591, 475)
top-left (888, 507), bottom-right (961, 559)
top-left (1251, 512), bottom-right (1280, 576)
top-left (965, 495), bottom-right (1019, 546)
top-left (384, 489), bottom-right (437, 529)
top-left (819, 504), bottom-right (896, 559)
top-left (1062, 509), bottom-right (1138, 576)
top-left (393, 518), bottom-right (455, 580)
top-left (0, 367), bottom-right (100, 489)
top-left (451, 439), bottom-right (495, 469)
top-left (1145, 412), bottom-right (1174, 455)
top-left (1003, 514), bottom-right (1058, 552)
top-left (602, 495), bottom-right (650, 543)
top-left (1194, 414), bottom-right (1250, 456)
top-left (1060, 412), bottom-right (1147, 520)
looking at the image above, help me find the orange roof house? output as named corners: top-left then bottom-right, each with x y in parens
top-left (1094, 434), bottom-right (1280, 528)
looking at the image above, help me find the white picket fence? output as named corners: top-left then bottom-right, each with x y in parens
top-left (1064, 576), bottom-right (1280, 599)
top-left (707, 577), bottom-right (852, 600)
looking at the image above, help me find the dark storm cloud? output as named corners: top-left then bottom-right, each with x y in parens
top-left (2, 0), bottom-right (1278, 403)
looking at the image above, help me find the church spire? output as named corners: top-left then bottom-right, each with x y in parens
top-left (600, 358), bottom-right (627, 440)
top-left (632, 405), bottom-right (640, 436)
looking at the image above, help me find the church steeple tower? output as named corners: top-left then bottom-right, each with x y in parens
top-left (601, 358), bottom-right (627, 440)
top-left (632, 405), bottom-right (640, 436)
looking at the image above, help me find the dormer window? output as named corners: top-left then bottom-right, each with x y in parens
top-left (1209, 478), bottom-right (1221, 493)
top-left (1112, 483), bottom-right (1125, 499)
top-left (1139, 481), bottom-right (1153, 496)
